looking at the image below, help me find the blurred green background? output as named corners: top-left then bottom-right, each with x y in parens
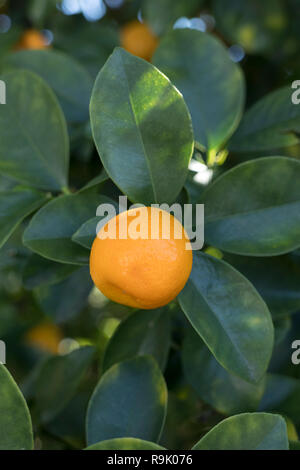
top-left (0, 0), bottom-right (300, 450)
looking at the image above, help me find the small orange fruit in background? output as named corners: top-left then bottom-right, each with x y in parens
top-left (16, 29), bottom-right (48, 50)
top-left (25, 323), bottom-right (63, 354)
top-left (90, 207), bottom-right (193, 309)
top-left (121, 20), bottom-right (158, 61)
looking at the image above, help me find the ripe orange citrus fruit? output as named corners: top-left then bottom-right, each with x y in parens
top-left (25, 323), bottom-right (62, 354)
top-left (90, 207), bottom-right (193, 309)
top-left (121, 20), bottom-right (158, 61)
top-left (16, 29), bottom-right (48, 50)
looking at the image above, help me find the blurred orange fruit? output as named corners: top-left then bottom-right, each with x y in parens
top-left (90, 207), bottom-right (193, 309)
top-left (16, 29), bottom-right (48, 50)
top-left (25, 323), bottom-right (63, 354)
top-left (121, 20), bottom-right (158, 61)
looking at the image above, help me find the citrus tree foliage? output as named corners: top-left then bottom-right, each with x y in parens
top-left (0, 0), bottom-right (299, 451)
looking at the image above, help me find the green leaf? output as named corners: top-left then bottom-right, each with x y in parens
top-left (142, 0), bottom-right (202, 36)
top-left (103, 308), bottom-right (171, 372)
top-left (22, 255), bottom-right (78, 290)
top-left (86, 438), bottom-right (165, 450)
top-left (86, 356), bottom-right (167, 445)
top-left (225, 252), bottom-right (300, 317)
top-left (213, 0), bottom-right (288, 54)
top-left (53, 19), bottom-right (120, 79)
top-left (0, 188), bottom-right (48, 250)
top-left (182, 327), bottom-right (265, 415)
top-left (153, 29), bottom-right (245, 155)
top-left (3, 50), bottom-right (93, 123)
top-left (202, 157), bottom-right (300, 256)
top-left (72, 217), bottom-right (103, 249)
top-left (23, 191), bottom-right (102, 265)
top-left (259, 374), bottom-right (300, 425)
top-left (35, 346), bottom-right (95, 423)
top-left (178, 253), bottom-right (274, 383)
top-left (90, 47), bottom-right (194, 205)
top-left (0, 365), bottom-right (33, 450)
top-left (289, 440), bottom-right (300, 450)
top-left (72, 195), bottom-right (118, 249)
top-left (34, 266), bottom-right (93, 323)
top-left (0, 69), bottom-right (69, 191)
top-left (192, 413), bottom-right (289, 450)
top-left (229, 87), bottom-right (300, 152)
top-left (79, 169), bottom-right (109, 193)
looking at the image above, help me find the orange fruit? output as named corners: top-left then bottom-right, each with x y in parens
top-left (121, 20), bottom-right (158, 61)
top-left (16, 29), bottom-right (48, 50)
top-left (90, 207), bottom-right (193, 309)
top-left (25, 323), bottom-right (62, 354)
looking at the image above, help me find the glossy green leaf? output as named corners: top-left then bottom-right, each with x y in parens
top-left (229, 87), bottom-right (300, 152)
top-left (213, 0), bottom-right (288, 54)
top-left (35, 346), bottom-right (95, 423)
top-left (153, 29), bottom-right (245, 154)
top-left (0, 70), bottom-right (69, 191)
top-left (72, 195), bottom-right (118, 249)
top-left (0, 188), bottom-right (48, 250)
top-left (86, 438), bottom-right (165, 450)
top-left (90, 47), bottom-right (194, 205)
top-left (86, 356), bottom-right (167, 445)
top-left (23, 191), bottom-right (101, 264)
top-left (3, 50), bottom-right (93, 123)
top-left (182, 327), bottom-right (265, 415)
top-left (22, 254), bottom-right (78, 290)
top-left (142, 0), bottom-right (202, 36)
top-left (225, 252), bottom-right (300, 317)
top-left (72, 217), bottom-right (103, 249)
top-left (178, 253), bottom-right (274, 383)
top-left (34, 266), bottom-right (93, 323)
top-left (0, 365), bottom-right (33, 450)
top-left (192, 413), bottom-right (289, 450)
top-left (202, 157), bottom-right (300, 256)
top-left (103, 308), bottom-right (171, 372)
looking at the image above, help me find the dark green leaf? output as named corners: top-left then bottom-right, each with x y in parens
top-left (72, 195), bottom-right (118, 249)
top-left (259, 374), bottom-right (300, 425)
top-left (192, 413), bottom-right (288, 450)
top-left (153, 29), bottom-right (245, 155)
top-left (90, 47), bottom-right (194, 205)
top-left (0, 188), bottom-right (48, 250)
top-left (0, 365), bottom-right (33, 450)
top-left (103, 308), bottom-right (171, 372)
top-left (35, 346), bottom-right (95, 423)
top-left (202, 157), bottom-right (300, 256)
top-left (53, 18), bottom-right (120, 79)
top-left (86, 356), bottom-right (167, 445)
top-left (229, 87), bottom-right (300, 152)
top-left (225, 252), bottom-right (300, 317)
top-left (34, 266), bottom-right (93, 323)
top-left (86, 438), bottom-right (165, 450)
top-left (0, 70), bottom-right (69, 191)
top-left (23, 191), bottom-right (102, 264)
top-left (79, 170), bottom-right (109, 193)
top-left (182, 327), bottom-right (265, 415)
top-left (289, 440), bottom-right (300, 450)
top-left (3, 50), bottom-right (93, 123)
top-left (178, 253), bottom-right (274, 383)
top-left (22, 254), bottom-right (78, 290)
